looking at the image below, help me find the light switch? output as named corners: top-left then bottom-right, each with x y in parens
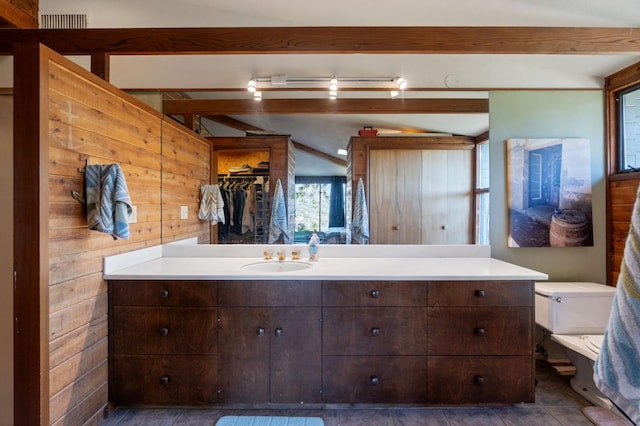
top-left (129, 205), bottom-right (138, 224)
top-left (180, 206), bottom-right (188, 219)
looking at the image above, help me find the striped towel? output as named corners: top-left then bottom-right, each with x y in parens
top-left (268, 179), bottom-right (288, 244)
top-left (594, 184), bottom-right (640, 423)
top-left (85, 164), bottom-right (132, 240)
top-left (198, 184), bottom-right (225, 225)
top-left (351, 177), bottom-right (369, 244)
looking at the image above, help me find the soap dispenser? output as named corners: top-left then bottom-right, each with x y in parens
top-left (308, 232), bottom-right (320, 261)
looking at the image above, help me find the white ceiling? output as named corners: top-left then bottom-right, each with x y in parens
top-left (37, 0), bottom-right (640, 175)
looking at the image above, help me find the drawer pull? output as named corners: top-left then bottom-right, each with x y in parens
top-left (474, 289), bottom-right (486, 298)
top-left (159, 327), bottom-right (169, 336)
top-left (474, 375), bottom-right (485, 386)
top-left (370, 290), bottom-right (380, 298)
top-left (370, 327), bottom-right (381, 336)
top-left (274, 327), bottom-right (284, 337)
top-left (257, 327), bottom-right (265, 335)
top-left (160, 376), bottom-right (170, 386)
top-left (370, 375), bottom-right (380, 385)
top-left (474, 327), bottom-right (486, 336)
top-left (160, 289), bottom-right (169, 299)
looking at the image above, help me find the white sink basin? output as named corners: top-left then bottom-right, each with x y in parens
top-left (241, 260), bottom-right (312, 273)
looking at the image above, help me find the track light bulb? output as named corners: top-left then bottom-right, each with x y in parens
top-left (248, 78), bottom-right (257, 93)
top-left (329, 78), bottom-right (339, 91)
top-left (253, 91), bottom-right (262, 101)
top-left (390, 90), bottom-right (399, 98)
top-left (395, 77), bottom-right (407, 90)
top-left (329, 90), bottom-right (338, 99)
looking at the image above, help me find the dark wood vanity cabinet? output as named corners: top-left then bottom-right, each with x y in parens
top-left (108, 278), bottom-right (534, 406)
top-left (426, 280), bottom-right (535, 404)
top-left (109, 280), bottom-right (218, 405)
top-left (217, 280), bottom-right (322, 404)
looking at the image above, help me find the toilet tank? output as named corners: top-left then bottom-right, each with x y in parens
top-left (535, 282), bottom-right (616, 334)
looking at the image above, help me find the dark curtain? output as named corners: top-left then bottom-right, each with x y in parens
top-left (328, 176), bottom-right (345, 228)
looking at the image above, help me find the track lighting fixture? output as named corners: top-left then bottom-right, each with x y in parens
top-left (247, 78), bottom-right (257, 93)
top-left (329, 78), bottom-right (339, 91)
top-left (329, 90), bottom-right (338, 99)
top-left (395, 77), bottom-right (408, 90)
top-left (253, 91), bottom-right (262, 101)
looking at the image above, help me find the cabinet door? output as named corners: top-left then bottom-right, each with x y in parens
top-left (421, 149), bottom-right (472, 244)
top-left (271, 308), bottom-right (322, 403)
top-left (217, 307), bottom-right (270, 403)
top-left (369, 149), bottom-right (422, 244)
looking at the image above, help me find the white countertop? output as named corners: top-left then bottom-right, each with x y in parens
top-left (103, 239), bottom-right (548, 281)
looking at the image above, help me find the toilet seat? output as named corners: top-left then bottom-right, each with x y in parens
top-left (582, 334), bottom-right (603, 355)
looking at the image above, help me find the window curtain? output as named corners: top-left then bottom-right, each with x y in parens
top-left (328, 176), bottom-right (345, 228)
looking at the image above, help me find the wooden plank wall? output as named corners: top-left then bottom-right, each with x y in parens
top-left (17, 44), bottom-right (210, 425)
top-left (608, 178), bottom-right (639, 286)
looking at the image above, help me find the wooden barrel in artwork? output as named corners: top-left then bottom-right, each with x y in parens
top-left (549, 210), bottom-right (590, 247)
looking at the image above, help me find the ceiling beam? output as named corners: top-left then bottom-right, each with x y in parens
top-left (2, 26), bottom-right (640, 55)
top-left (0, 1), bottom-right (38, 29)
top-left (204, 114), bottom-right (347, 167)
top-left (163, 98), bottom-right (488, 115)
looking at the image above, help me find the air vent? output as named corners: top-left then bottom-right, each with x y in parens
top-left (39, 13), bottom-right (89, 29)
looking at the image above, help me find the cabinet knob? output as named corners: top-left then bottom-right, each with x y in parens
top-left (274, 327), bottom-right (284, 337)
top-left (474, 327), bottom-right (486, 336)
top-left (370, 289), bottom-right (380, 298)
top-left (257, 327), bottom-right (265, 335)
top-left (392, 226), bottom-right (400, 231)
top-left (370, 327), bottom-right (381, 336)
top-left (160, 376), bottom-right (170, 386)
top-left (159, 327), bottom-right (169, 336)
top-left (474, 375), bottom-right (485, 386)
top-left (370, 376), bottom-right (380, 385)
top-left (160, 289), bottom-right (169, 298)
top-left (474, 289), bottom-right (486, 298)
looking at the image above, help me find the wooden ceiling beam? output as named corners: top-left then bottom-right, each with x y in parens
top-left (1, 26), bottom-right (640, 55)
top-left (163, 98), bottom-right (488, 115)
top-left (0, 1), bottom-right (38, 29)
top-left (204, 114), bottom-right (347, 167)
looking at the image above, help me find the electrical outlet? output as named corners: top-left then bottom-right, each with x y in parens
top-left (129, 205), bottom-right (138, 224)
top-left (180, 206), bottom-right (188, 220)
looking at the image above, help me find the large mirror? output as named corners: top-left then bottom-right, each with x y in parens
top-left (196, 93), bottom-right (489, 245)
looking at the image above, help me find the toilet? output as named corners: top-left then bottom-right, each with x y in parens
top-left (534, 282), bottom-right (616, 409)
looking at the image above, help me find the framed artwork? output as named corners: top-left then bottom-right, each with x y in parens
top-left (507, 138), bottom-right (593, 248)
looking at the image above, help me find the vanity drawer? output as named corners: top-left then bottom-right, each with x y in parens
top-left (110, 354), bottom-right (218, 405)
top-left (323, 356), bottom-right (427, 403)
top-left (323, 281), bottom-right (427, 306)
top-left (110, 280), bottom-right (217, 307)
top-left (112, 307), bottom-right (217, 355)
top-left (427, 356), bottom-right (533, 404)
top-left (427, 280), bottom-right (532, 307)
top-left (218, 280), bottom-right (321, 306)
top-left (427, 307), bottom-right (532, 355)
top-left (323, 307), bottom-right (427, 355)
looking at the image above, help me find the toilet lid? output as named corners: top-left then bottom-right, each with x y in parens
top-left (582, 334), bottom-right (603, 354)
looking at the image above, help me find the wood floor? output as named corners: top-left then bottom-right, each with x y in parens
top-left (102, 360), bottom-right (598, 425)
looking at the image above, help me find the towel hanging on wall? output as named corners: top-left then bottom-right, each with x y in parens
top-left (594, 183), bottom-right (640, 424)
top-left (268, 178), bottom-right (288, 244)
top-left (198, 184), bottom-right (225, 225)
top-left (351, 177), bottom-right (369, 244)
top-left (85, 163), bottom-right (132, 240)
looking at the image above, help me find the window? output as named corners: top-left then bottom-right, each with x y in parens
top-left (475, 141), bottom-right (490, 245)
top-left (294, 176), bottom-right (345, 243)
top-left (618, 84), bottom-right (640, 172)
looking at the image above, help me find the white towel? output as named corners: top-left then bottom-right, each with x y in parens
top-left (351, 178), bottom-right (369, 244)
top-left (268, 179), bottom-right (288, 244)
top-left (594, 184), bottom-right (640, 423)
top-left (198, 184), bottom-right (225, 225)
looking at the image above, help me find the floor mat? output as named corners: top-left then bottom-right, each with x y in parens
top-left (582, 406), bottom-right (633, 426)
top-left (215, 416), bottom-right (324, 426)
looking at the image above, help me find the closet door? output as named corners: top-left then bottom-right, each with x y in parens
top-left (421, 149), bottom-right (472, 244)
top-left (369, 150), bottom-right (422, 244)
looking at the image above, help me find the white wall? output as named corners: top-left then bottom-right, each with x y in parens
top-left (0, 95), bottom-right (14, 426)
top-left (489, 90), bottom-right (606, 284)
